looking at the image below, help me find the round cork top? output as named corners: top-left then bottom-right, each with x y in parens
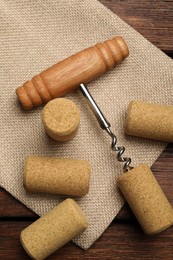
top-left (42, 98), bottom-right (80, 138)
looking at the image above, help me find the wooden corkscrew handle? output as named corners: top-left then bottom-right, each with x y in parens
top-left (16, 36), bottom-right (129, 110)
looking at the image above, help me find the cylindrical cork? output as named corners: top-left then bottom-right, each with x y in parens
top-left (24, 156), bottom-right (90, 196)
top-left (42, 98), bottom-right (80, 142)
top-left (117, 163), bottom-right (173, 235)
top-left (20, 198), bottom-right (88, 259)
top-left (125, 100), bottom-right (173, 142)
top-left (16, 36), bottom-right (129, 110)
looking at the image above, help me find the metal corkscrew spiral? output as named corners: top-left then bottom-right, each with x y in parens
top-left (79, 83), bottom-right (132, 172)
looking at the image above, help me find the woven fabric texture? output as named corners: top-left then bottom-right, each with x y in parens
top-left (1, 0), bottom-right (173, 249)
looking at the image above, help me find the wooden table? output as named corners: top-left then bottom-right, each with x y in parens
top-left (1, 1), bottom-right (173, 259)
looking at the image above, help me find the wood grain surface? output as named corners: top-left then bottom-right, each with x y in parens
top-left (1, 1), bottom-right (173, 259)
top-left (16, 36), bottom-right (129, 110)
top-left (100, 0), bottom-right (173, 53)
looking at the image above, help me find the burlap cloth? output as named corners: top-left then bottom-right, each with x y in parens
top-left (1, 0), bottom-right (173, 250)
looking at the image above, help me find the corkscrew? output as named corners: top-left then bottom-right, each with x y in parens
top-left (79, 83), bottom-right (132, 172)
top-left (79, 86), bottom-right (173, 238)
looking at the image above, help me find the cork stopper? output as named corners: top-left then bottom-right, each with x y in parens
top-left (42, 98), bottom-right (80, 142)
top-left (20, 198), bottom-right (88, 259)
top-left (125, 100), bottom-right (173, 142)
top-left (24, 156), bottom-right (91, 196)
top-left (117, 163), bottom-right (173, 235)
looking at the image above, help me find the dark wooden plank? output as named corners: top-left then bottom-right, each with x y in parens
top-left (99, 0), bottom-right (173, 53)
top-left (0, 221), bottom-right (173, 259)
top-left (0, 188), bottom-right (37, 218)
top-left (0, 1), bottom-right (173, 259)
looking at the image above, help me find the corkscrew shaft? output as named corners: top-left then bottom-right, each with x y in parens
top-left (79, 83), bottom-right (132, 172)
top-left (79, 83), bottom-right (110, 130)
